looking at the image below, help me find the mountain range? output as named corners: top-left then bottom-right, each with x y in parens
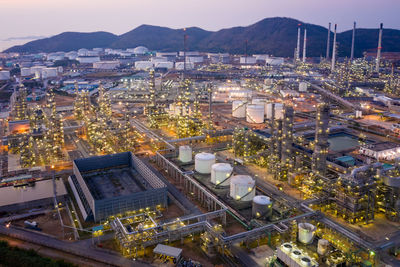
top-left (4, 17), bottom-right (400, 58)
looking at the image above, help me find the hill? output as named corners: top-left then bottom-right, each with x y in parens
top-left (5, 17), bottom-right (400, 57)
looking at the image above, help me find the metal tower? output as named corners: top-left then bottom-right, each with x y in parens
top-left (312, 103), bottom-right (330, 176)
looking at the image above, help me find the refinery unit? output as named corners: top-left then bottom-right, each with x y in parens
top-left (0, 21), bottom-right (400, 267)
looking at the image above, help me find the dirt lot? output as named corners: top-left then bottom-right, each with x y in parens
top-left (13, 208), bottom-right (75, 240)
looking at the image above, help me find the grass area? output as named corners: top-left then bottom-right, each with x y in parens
top-left (0, 240), bottom-right (75, 267)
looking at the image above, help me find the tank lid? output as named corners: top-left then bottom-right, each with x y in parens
top-left (253, 195), bottom-right (271, 205)
top-left (231, 175), bottom-right (254, 185)
top-left (212, 163), bottom-right (232, 171)
top-left (195, 152), bottom-right (215, 160)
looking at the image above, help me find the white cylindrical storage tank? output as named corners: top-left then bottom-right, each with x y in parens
top-left (281, 243), bottom-right (293, 254)
top-left (230, 175), bottom-right (255, 202)
top-left (266, 103), bottom-right (274, 119)
top-left (299, 82), bottom-right (308, 92)
top-left (252, 195), bottom-right (272, 219)
top-left (274, 103), bottom-right (284, 120)
top-left (246, 104), bottom-right (264, 123)
top-left (300, 256), bottom-right (312, 267)
top-left (317, 239), bottom-right (329, 255)
top-left (298, 223), bottom-right (316, 244)
top-left (179, 146), bottom-right (192, 163)
top-left (291, 249), bottom-right (302, 259)
top-left (232, 100), bottom-right (246, 118)
top-left (252, 98), bottom-right (268, 115)
top-left (195, 153), bottom-right (215, 174)
top-left (211, 163), bottom-right (233, 186)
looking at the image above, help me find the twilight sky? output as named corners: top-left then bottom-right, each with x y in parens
top-left (1, 0), bottom-right (399, 49)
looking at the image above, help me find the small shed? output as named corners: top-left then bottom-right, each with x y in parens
top-left (153, 244), bottom-right (182, 262)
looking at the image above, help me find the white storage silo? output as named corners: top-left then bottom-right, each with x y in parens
top-left (299, 82), bottom-right (308, 92)
top-left (179, 146), bottom-right (192, 163)
top-left (252, 98), bottom-right (268, 115)
top-left (300, 256), bottom-right (312, 267)
top-left (230, 175), bottom-right (255, 202)
top-left (195, 153), bottom-right (215, 174)
top-left (291, 249), bottom-right (302, 259)
top-left (281, 243), bottom-right (293, 253)
top-left (232, 100), bottom-right (246, 118)
top-left (317, 239), bottom-right (329, 255)
top-left (246, 104), bottom-right (264, 123)
top-left (298, 222), bottom-right (316, 244)
top-left (211, 163), bottom-right (232, 186)
top-left (252, 195), bottom-right (272, 219)
top-left (274, 103), bottom-right (284, 120)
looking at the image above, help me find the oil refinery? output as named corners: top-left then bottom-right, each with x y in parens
top-left (0, 17), bottom-right (400, 267)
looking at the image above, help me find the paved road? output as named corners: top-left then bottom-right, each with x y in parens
top-left (0, 224), bottom-right (149, 267)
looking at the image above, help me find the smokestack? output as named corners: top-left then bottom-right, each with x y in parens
top-left (376, 23), bottom-right (383, 72)
top-left (331, 24), bottom-right (337, 71)
top-left (183, 28), bottom-right (187, 76)
top-left (302, 29), bottom-right (307, 63)
top-left (326, 23), bottom-right (331, 59)
top-left (296, 24), bottom-right (301, 60)
top-left (350, 22), bottom-right (356, 61)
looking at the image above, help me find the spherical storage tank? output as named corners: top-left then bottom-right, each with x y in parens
top-left (230, 175), bottom-right (255, 202)
top-left (211, 163), bottom-right (232, 186)
top-left (133, 46), bottom-right (149, 55)
top-left (195, 153), bottom-right (215, 174)
top-left (298, 222), bottom-right (316, 244)
top-left (232, 100), bottom-right (246, 118)
top-left (246, 104), bottom-right (264, 124)
top-left (179, 146), bottom-right (192, 163)
top-left (252, 195), bottom-right (272, 219)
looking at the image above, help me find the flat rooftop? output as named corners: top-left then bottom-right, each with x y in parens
top-left (0, 179), bottom-right (67, 207)
top-left (83, 167), bottom-right (145, 200)
top-left (363, 142), bottom-right (399, 152)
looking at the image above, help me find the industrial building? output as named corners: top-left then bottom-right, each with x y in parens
top-left (68, 152), bottom-right (167, 222)
top-left (93, 61), bottom-right (120, 70)
top-left (0, 179), bottom-right (67, 212)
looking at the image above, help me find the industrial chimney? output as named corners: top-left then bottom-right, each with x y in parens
top-left (331, 24), bottom-right (337, 71)
top-left (350, 22), bottom-right (356, 62)
top-left (326, 23), bottom-right (331, 59)
top-left (296, 24), bottom-right (301, 61)
top-left (376, 23), bottom-right (383, 73)
top-left (302, 29), bottom-right (307, 63)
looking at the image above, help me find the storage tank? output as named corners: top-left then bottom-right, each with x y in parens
top-left (252, 195), bottom-right (272, 219)
top-left (299, 82), bottom-right (308, 92)
top-left (246, 104), bottom-right (264, 123)
top-left (266, 103), bottom-right (274, 119)
top-left (317, 239), bottom-right (329, 255)
top-left (291, 249), bottom-right (302, 259)
top-left (230, 175), bottom-right (255, 201)
top-left (195, 153), bottom-right (215, 174)
top-left (232, 100), bottom-right (246, 118)
top-left (211, 163), bottom-right (233, 186)
top-left (252, 98), bottom-right (268, 115)
top-left (300, 256), bottom-right (312, 267)
top-left (274, 103), bottom-right (284, 120)
top-left (281, 243), bottom-right (293, 253)
top-left (179, 146), bottom-right (192, 163)
top-left (298, 223), bottom-right (316, 244)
